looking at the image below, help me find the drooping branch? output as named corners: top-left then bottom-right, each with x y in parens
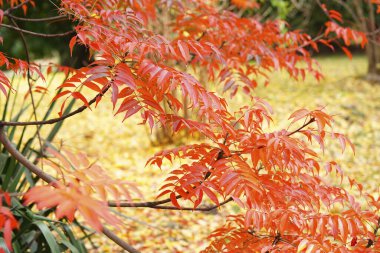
top-left (0, 127), bottom-right (56, 184)
top-left (102, 228), bottom-right (140, 253)
top-left (0, 23), bottom-right (75, 38)
top-left (0, 84), bottom-right (111, 127)
top-left (5, 13), bottom-right (68, 22)
top-left (0, 127), bottom-right (140, 253)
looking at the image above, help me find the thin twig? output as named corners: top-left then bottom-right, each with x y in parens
top-left (287, 118), bottom-right (315, 136)
top-left (8, 17), bottom-right (45, 163)
top-left (109, 195), bottom-right (181, 208)
top-left (3, 0), bottom-right (32, 15)
top-left (5, 13), bottom-right (68, 22)
top-left (109, 197), bottom-right (233, 211)
top-left (0, 23), bottom-right (75, 38)
top-left (0, 84), bottom-right (111, 127)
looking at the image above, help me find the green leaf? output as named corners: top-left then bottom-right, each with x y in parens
top-left (46, 98), bottom-right (76, 142)
top-left (50, 224), bottom-right (80, 253)
top-left (33, 221), bottom-right (61, 253)
top-left (0, 153), bottom-right (8, 175)
top-left (62, 224), bottom-right (88, 253)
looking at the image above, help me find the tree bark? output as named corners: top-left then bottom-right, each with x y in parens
top-left (366, 0), bottom-right (380, 80)
top-left (366, 39), bottom-right (380, 80)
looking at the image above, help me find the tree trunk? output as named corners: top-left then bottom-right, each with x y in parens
top-left (366, 40), bottom-right (380, 81)
top-left (365, 0), bottom-right (380, 81)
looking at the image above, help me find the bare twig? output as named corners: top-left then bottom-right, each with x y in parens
top-left (3, 0), bottom-right (32, 15)
top-left (8, 17), bottom-right (45, 161)
top-left (287, 118), bottom-right (315, 136)
top-left (0, 84), bottom-right (111, 127)
top-left (5, 14), bottom-right (68, 22)
top-left (108, 195), bottom-right (180, 208)
top-left (109, 197), bottom-right (233, 211)
top-left (0, 23), bottom-right (75, 38)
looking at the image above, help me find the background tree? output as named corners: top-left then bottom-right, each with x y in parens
top-left (0, 0), bottom-right (379, 252)
top-left (0, 0), bottom-right (89, 68)
top-left (263, 0), bottom-right (380, 80)
top-left (318, 0), bottom-right (380, 80)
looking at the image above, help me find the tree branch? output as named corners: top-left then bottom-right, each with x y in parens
top-left (5, 13), bottom-right (68, 22)
top-left (0, 84), bottom-right (111, 127)
top-left (8, 16), bottom-right (45, 164)
top-left (102, 228), bottom-right (140, 253)
top-left (287, 118), bottom-right (315, 136)
top-left (109, 197), bottom-right (233, 211)
top-left (0, 23), bottom-right (75, 38)
top-left (3, 0), bottom-right (32, 15)
top-left (0, 127), bottom-right (56, 184)
top-left (0, 126), bottom-right (140, 253)
top-left (109, 194), bottom-right (181, 208)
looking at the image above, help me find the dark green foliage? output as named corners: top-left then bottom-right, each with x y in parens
top-left (0, 0), bottom-right (90, 68)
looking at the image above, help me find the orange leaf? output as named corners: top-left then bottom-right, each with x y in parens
top-left (170, 192), bottom-right (180, 209)
top-left (71, 92), bottom-right (89, 107)
top-left (52, 90), bottom-right (71, 102)
top-left (69, 36), bottom-right (77, 57)
top-left (341, 46), bottom-right (352, 60)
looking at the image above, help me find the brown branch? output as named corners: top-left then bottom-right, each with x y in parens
top-left (3, 0), bottom-right (32, 15)
top-left (287, 118), bottom-right (315, 136)
top-left (108, 194), bottom-right (181, 208)
top-left (5, 14), bottom-right (68, 22)
top-left (102, 228), bottom-right (140, 253)
top-left (0, 127), bottom-right (56, 184)
top-left (109, 197), bottom-right (233, 211)
top-left (0, 85), bottom-right (111, 127)
top-left (0, 23), bottom-right (75, 38)
top-left (0, 127), bottom-right (140, 253)
top-left (8, 16), bottom-right (45, 163)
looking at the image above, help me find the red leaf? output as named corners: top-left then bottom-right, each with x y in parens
top-left (4, 192), bottom-right (11, 206)
top-left (341, 46), bottom-right (352, 60)
top-left (202, 187), bottom-right (219, 205)
top-left (4, 219), bottom-right (12, 251)
top-left (52, 90), bottom-right (71, 102)
top-left (170, 192), bottom-right (180, 209)
top-left (0, 10), bottom-right (4, 24)
top-left (83, 81), bottom-right (101, 92)
top-left (71, 92), bottom-right (89, 107)
top-left (69, 36), bottom-right (77, 57)
top-left (351, 236), bottom-right (357, 246)
top-left (288, 108), bottom-right (310, 123)
top-left (177, 40), bottom-right (190, 62)
top-left (123, 105), bottom-right (142, 121)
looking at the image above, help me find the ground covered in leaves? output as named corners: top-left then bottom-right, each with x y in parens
top-left (54, 55), bottom-right (380, 252)
top-left (3, 55), bottom-right (379, 252)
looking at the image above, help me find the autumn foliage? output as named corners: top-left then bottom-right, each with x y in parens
top-left (1, 0), bottom-right (380, 252)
